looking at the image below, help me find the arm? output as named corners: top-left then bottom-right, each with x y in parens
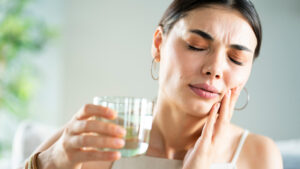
top-left (261, 137), bottom-right (283, 169)
top-left (15, 127), bottom-right (64, 169)
top-left (17, 104), bottom-right (126, 169)
top-left (246, 134), bottom-right (283, 169)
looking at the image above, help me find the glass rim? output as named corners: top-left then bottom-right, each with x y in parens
top-left (93, 96), bottom-right (155, 116)
top-left (93, 96), bottom-right (155, 103)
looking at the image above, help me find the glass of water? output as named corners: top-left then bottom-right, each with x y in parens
top-left (93, 96), bottom-right (154, 157)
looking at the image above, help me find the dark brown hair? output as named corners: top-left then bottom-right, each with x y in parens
top-left (159, 0), bottom-right (262, 58)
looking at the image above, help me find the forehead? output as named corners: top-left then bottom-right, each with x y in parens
top-left (173, 5), bottom-right (257, 50)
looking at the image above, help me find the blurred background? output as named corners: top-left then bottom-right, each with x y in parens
top-left (0, 0), bottom-right (299, 168)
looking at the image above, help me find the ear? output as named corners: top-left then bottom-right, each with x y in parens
top-left (151, 27), bottom-right (164, 62)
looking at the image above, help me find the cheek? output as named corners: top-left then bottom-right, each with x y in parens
top-left (161, 38), bottom-right (190, 82)
top-left (225, 66), bottom-right (252, 89)
top-left (159, 38), bottom-right (182, 87)
top-left (170, 40), bottom-right (202, 82)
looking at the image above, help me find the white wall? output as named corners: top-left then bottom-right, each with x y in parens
top-left (61, 0), bottom-right (171, 122)
top-left (233, 0), bottom-right (300, 140)
top-left (35, 0), bottom-right (300, 140)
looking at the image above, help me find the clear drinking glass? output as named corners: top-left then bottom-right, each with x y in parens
top-left (93, 96), bottom-right (154, 157)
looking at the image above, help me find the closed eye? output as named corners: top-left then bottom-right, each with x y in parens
top-left (187, 45), bottom-right (206, 51)
top-left (229, 57), bottom-right (243, 66)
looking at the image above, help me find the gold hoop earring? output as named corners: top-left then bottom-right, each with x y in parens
top-left (234, 87), bottom-right (250, 111)
top-left (151, 58), bottom-right (159, 80)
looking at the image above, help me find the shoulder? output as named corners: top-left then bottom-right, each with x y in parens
top-left (240, 132), bottom-right (283, 169)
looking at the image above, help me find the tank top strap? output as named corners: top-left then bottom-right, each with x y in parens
top-left (231, 129), bottom-right (249, 165)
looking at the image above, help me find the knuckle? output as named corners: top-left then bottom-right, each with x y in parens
top-left (62, 139), bottom-right (68, 149)
top-left (77, 136), bottom-right (84, 147)
top-left (95, 137), bottom-right (103, 147)
top-left (61, 136), bottom-right (72, 151)
top-left (100, 122), bottom-right (116, 135)
top-left (106, 123), bottom-right (117, 134)
top-left (103, 107), bottom-right (114, 119)
top-left (101, 137), bottom-right (110, 147)
top-left (80, 120), bottom-right (90, 131)
top-left (82, 104), bottom-right (92, 113)
top-left (64, 125), bottom-right (71, 134)
top-left (99, 121), bottom-right (108, 131)
top-left (85, 151), bottom-right (96, 159)
top-left (95, 152), bottom-right (105, 159)
top-left (83, 104), bottom-right (96, 115)
top-left (94, 152), bottom-right (112, 161)
top-left (80, 135), bottom-right (90, 146)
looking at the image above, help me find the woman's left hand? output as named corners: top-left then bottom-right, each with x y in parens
top-left (182, 86), bottom-right (242, 169)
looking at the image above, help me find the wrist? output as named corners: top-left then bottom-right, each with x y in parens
top-left (37, 151), bottom-right (57, 169)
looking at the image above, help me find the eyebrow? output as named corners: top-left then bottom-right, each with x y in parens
top-left (189, 29), bottom-right (214, 41)
top-left (230, 44), bottom-right (253, 53)
top-left (189, 29), bottom-right (253, 53)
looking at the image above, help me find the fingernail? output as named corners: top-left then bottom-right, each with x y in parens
top-left (116, 152), bottom-right (122, 159)
top-left (112, 111), bottom-right (118, 118)
top-left (111, 152), bottom-right (121, 159)
top-left (116, 127), bottom-right (126, 136)
top-left (104, 107), bottom-right (113, 117)
top-left (107, 110), bottom-right (117, 119)
top-left (115, 139), bottom-right (125, 146)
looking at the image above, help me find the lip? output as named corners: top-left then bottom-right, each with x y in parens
top-left (189, 83), bottom-right (220, 99)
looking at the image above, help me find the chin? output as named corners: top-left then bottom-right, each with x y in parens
top-left (184, 98), bottom-right (214, 117)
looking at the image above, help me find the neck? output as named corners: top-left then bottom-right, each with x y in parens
top-left (147, 93), bottom-right (209, 160)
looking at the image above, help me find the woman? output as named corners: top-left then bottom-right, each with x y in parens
top-left (21, 0), bottom-right (283, 169)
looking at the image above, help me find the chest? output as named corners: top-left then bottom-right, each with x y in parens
top-left (111, 156), bottom-right (240, 169)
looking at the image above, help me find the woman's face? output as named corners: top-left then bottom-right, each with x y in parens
top-left (153, 5), bottom-right (257, 117)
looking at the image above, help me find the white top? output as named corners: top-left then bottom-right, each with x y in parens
top-left (112, 130), bottom-right (249, 169)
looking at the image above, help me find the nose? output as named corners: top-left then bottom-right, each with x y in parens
top-left (204, 70), bottom-right (221, 79)
top-left (201, 51), bottom-right (223, 80)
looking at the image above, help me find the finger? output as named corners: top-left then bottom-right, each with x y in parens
top-left (70, 120), bottom-right (126, 137)
top-left (218, 90), bottom-right (231, 122)
top-left (213, 90), bottom-right (231, 140)
top-left (73, 149), bottom-right (121, 162)
top-left (75, 104), bottom-right (117, 120)
top-left (69, 134), bottom-right (125, 150)
top-left (200, 103), bottom-right (220, 142)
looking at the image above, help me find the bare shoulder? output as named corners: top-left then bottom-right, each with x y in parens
top-left (239, 132), bottom-right (283, 169)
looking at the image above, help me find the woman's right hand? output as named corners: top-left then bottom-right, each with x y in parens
top-left (182, 87), bottom-right (241, 169)
top-left (37, 104), bottom-right (127, 169)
